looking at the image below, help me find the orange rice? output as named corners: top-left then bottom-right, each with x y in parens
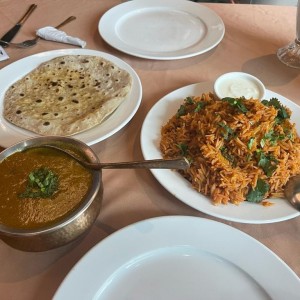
top-left (160, 93), bottom-right (300, 205)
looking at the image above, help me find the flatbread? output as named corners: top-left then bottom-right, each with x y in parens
top-left (3, 55), bottom-right (132, 136)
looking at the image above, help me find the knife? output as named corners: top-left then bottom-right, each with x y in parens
top-left (0, 4), bottom-right (37, 48)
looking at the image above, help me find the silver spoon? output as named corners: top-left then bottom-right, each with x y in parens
top-left (0, 16), bottom-right (76, 48)
top-left (27, 145), bottom-right (300, 209)
top-left (25, 144), bottom-right (190, 170)
top-left (284, 175), bottom-right (300, 211)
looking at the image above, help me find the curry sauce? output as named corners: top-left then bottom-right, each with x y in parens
top-left (0, 148), bottom-right (92, 229)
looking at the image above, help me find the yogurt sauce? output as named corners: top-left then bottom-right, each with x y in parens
top-left (218, 77), bottom-right (261, 99)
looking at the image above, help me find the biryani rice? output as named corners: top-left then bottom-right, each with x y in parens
top-left (160, 93), bottom-right (300, 205)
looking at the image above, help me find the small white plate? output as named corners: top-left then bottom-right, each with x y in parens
top-left (54, 216), bottom-right (300, 300)
top-left (140, 82), bottom-right (300, 224)
top-left (99, 0), bottom-right (225, 60)
top-left (0, 49), bottom-right (142, 148)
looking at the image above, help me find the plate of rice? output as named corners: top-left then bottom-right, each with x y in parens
top-left (140, 82), bottom-right (300, 224)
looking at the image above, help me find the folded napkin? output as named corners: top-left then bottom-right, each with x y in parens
top-left (36, 26), bottom-right (86, 48)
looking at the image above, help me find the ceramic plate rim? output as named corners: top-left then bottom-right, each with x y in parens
top-left (53, 216), bottom-right (300, 299)
top-left (99, 0), bottom-right (225, 60)
top-left (140, 82), bottom-right (300, 224)
top-left (0, 49), bottom-right (142, 148)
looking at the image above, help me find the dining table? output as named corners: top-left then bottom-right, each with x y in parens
top-left (0, 0), bottom-right (300, 299)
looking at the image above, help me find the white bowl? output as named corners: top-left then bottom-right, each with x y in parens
top-left (214, 72), bottom-right (266, 100)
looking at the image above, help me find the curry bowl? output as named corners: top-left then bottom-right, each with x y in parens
top-left (0, 136), bottom-right (103, 252)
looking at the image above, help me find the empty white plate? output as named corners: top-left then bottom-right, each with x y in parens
top-left (54, 216), bottom-right (300, 299)
top-left (99, 0), bottom-right (225, 60)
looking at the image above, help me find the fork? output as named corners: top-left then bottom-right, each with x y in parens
top-left (0, 16), bottom-right (76, 48)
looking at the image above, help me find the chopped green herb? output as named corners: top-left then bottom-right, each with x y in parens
top-left (222, 97), bottom-right (248, 113)
top-left (260, 138), bottom-right (266, 148)
top-left (184, 97), bottom-right (194, 105)
top-left (218, 122), bottom-right (234, 140)
top-left (247, 137), bottom-right (255, 150)
top-left (260, 130), bottom-right (285, 147)
top-left (194, 101), bottom-right (205, 112)
top-left (176, 105), bottom-right (186, 117)
top-left (246, 178), bottom-right (269, 203)
top-left (176, 143), bottom-right (188, 156)
top-left (260, 131), bottom-right (272, 148)
top-left (220, 147), bottom-right (235, 165)
top-left (246, 154), bottom-right (252, 161)
top-left (261, 98), bottom-right (290, 122)
top-left (264, 130), bottom-right (275, 140)
top-left (19, 167), bottom-right (59, 199)
top-left (286, 132), bottom-right (294, 140)
top-left (256, 151), bottom-right (278, 177)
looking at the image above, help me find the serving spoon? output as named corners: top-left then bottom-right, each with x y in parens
top-left (21, 144), bottom-right (300, 210)
top-left (284, 175), bottom-right (300, 211)
top-left (25, 144), bottom-right (190, 170)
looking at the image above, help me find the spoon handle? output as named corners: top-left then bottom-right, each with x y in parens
top-left (24, 145), bottom-right (190, 170)
top-left (98, 158), bottom-right (189, 170)
top-left (56, 16), bottom-right (76, 29)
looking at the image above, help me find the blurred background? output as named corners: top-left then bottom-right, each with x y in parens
top-left (192, 0), bottom-right (297, 5)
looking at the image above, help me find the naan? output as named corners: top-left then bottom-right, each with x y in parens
top-left (3, 55), bottom-right (132, 136)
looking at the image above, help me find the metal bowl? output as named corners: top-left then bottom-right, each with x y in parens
top-left (0, 136), bottom-right (103, 252)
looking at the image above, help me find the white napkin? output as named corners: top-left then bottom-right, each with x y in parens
top-left (36, 26), bottom-right (86, 48)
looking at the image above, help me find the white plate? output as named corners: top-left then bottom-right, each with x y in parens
top-left (99, 0), bottom-right (225, 60)
top-left (0, 49), bottom-right (142, 148)
top-left (54, 216), bottom-right (300, 300)
top-left (140, 82), bottom-right (300, 224)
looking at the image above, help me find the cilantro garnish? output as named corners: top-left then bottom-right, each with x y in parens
top-left (194, 101), bottom-right (205, 112)
top-left (247, 137), bottom-right (255, 150)
top-left (256, 151), bottom-right (278, 177)
top-left (246, 178), bottom-right (269, 203)
top-left (184, 97), bottom-right (194, 105)
top-left (261, 98), bottom-right (290, 122)
top-left (260, 138), bottom-right (266, 148)
top-left (19, 168), bottom-right (59, 199)
top-left (260, 130), bottom-right (285, 148)
top-left (220, 146), bottom-right (235, 165)
top-left (222, 97), bottom-right (248, 113)
top-left (176, 143), bottom-right (188, 156)
top-left (286, 132), bottom-right (294, 140)
top-left (176, 105), bottom-right (186, 117)
top-left (218, 122), bottom-right (235, 140)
